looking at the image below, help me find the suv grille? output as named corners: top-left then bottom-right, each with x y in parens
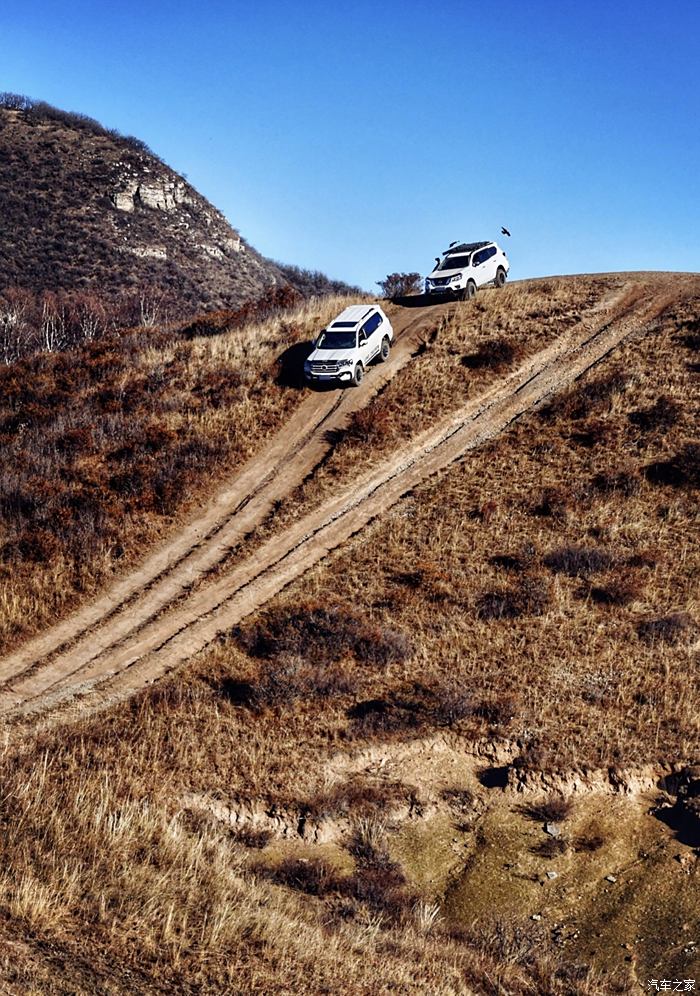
top-left (310, 361), bottom-right (339, 373)
top-left (432, 277), bottom-right (450, 286)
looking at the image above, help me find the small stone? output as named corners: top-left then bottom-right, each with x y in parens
top-left (546, 870), bottom-right (558, 880)
top-left (531, 914), bottom-right (542, 921)
top-left (545, 823), bottom-right (561, 837)
top-left (605, 874), bottom-right (617, 883)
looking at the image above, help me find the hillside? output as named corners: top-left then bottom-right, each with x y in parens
top-left (0, 273), bottom-right (697, 993)
top-left (0, 96), bottom-right (358, 324)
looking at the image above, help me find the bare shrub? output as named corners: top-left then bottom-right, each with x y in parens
top-left (342, 827), bottom-right (416, 920)
top-left (347, 697), bottom-right (425, 737)
top-left (489, 550), bottom-right (534, 573)
top-left (255, 857), bottom-right (341, 896)
top-left (476, 577), bottom-right (550, 620)
top-left (568, 418), bottom-right (615, 448)
top-left (530, 486), bottom-right (570, 520)
top-left (588, 574), bottom-right (641, 607)
top-left (519, 796), bottom-right (575, 823)
top-left (531, 836), bottom-right (569, 857)
top-left (430, 684), bottom-right (477, 726)
top-left (678, 329), bottom-right (700, 351)
top-left (376, 273), bottom-right (422, 299)
top-left (306, 781), bottom-right (407, 821)
top-left (475, 693), bottom-right (519, 727)
top-left (391, 560), bottom-right (453, 602)
top-left (273, 262), bottom-right (363, 297)
top-left (237, 604), bottom-right (413, 668)
top-left (628, 395), bottom-right (681, 433)
top-left (230, 827), bottom-right (272, 849)
top-left (180, 286), bottom-right (301, 340)
top-left (626, 549), bottom-right (657, 569)
top-left (645, 442), bottom-right (700, 489)
top-left (342, 398), bottom-right (393, 446)
top-left (0, 91), bottom-right (33, 110)
top-left (542, 546), bottom-right (614, 577)
top-left (223, 658), bottom-right (356, 713)
top-left (460, 914), bottom-right (546, 966)
top-left (461, 337), bottom-right (518, 370)
top-left (636, 613), bottom-right (696, 645)
top-left (541, 369), bottom-right (630, 420)
top-left (589, 469), bottom-right (640, 497)
top-left (441, 788), bottom-right (475, 812)
top-left (573, 831), bottom-right (606, 852)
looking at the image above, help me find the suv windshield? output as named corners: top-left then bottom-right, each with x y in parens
top-left (438, 254), bottom-right (471, 271)
top-left (316, 330), bottom-right (356, 350)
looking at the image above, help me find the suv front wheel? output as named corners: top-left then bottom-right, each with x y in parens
top-left (352, 363), bottom-right (364, 387)
top-left (495, 267), bottom-right (506, 288)
top-left (379, 336), bottom-right (391, 362)
top-left (462, 281), bottom-right (476, 301)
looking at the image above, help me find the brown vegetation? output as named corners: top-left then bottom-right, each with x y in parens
top-left (376, 272), bottom-right (423, 298)
top-left (0, 96), bottom-right (359, 330)
top-left (0, 274), bottom-right (697, 992)
top-left (0, 293), bottom-right (362, 649)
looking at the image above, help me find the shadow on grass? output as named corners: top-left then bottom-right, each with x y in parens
top-left (276, 340), bottom-right (347, 392)
top-left (391, 293), bottom-right (450, 309)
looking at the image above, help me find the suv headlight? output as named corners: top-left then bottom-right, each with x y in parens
top-left (337, 358), bottom-right (353, 367)
top-left (450, 273), bottom-right (463, 282)
top-left (425, 278), bottom-right (432, 288)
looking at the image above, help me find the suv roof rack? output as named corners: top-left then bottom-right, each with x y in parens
top-left (442, 241), bottom-right (490, 255)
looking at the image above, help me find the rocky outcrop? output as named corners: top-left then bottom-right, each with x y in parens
top-left (112, 174), bottom-right (194, 213)
top-left (0, 104), bottom-right (286, 312)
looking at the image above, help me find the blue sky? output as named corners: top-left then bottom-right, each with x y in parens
top-left (2, 0), bottom-right (699, 290)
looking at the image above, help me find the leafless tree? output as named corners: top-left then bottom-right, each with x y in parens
top-left (0, 290), bottom-right (31, 363)
top-left (71, 293), bottom-right (106, 342)
top-left (40, 292), bottom-right (69, 352)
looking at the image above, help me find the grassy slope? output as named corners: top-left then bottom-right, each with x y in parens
top-left (0, 274), bottom-right (697, 993)
top-left (0, 294), bottom-right (360, 651)
top-left (0, 104), bottom-right (278, 310)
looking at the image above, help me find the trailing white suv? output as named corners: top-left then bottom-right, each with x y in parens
top-left (304, 304), bottom-right (393, 387)
top-left (425, 241), bottom-right (509, 300)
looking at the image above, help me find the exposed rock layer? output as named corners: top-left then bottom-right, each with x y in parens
top-left (0, 105), bottom-right (283, 312)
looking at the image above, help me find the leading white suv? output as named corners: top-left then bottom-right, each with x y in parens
top-left (304, 304), bottom-right (393, 387)
top-left (425, 241), bottom-right (509, 300)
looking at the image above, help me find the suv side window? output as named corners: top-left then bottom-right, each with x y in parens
top-left (362, 313), bottom-right (382, 336)
top-left (472, 250), bottom-right (484, 266)
top-left (485, 246), bottom-right (497, 260)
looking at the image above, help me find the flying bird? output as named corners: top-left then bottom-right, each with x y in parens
top-left (501, 227), bottom-right (511, 237)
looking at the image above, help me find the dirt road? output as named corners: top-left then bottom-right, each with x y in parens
top-left (0, 277), bottom-right (679, 722)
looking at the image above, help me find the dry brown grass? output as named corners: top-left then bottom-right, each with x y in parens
top-left (239, 274), bottom-right (625, 552)
top-left (0, 293), bottom-right (362, 651)
top-left (198, 276), bottom-right (699, 781)
top-left (0, 273), bottom-right (695, 993)
top-left (0, 712), bottom-right (616, 994)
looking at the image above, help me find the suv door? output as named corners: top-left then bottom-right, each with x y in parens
top-left (481, 245), bottom-right (498, 284)
top-left (359, 312), bottom-right (383, 363)
top-left (470, 248), bottom-right (486, 286)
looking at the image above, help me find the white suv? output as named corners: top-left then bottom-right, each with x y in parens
top-left (425, 241), bottom-right (509, 300)
top-left (304, 304), bottom-right (394, 387)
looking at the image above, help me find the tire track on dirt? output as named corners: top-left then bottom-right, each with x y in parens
top-left (0, 304), bottom-right (448, 695)
top-left (0, 280), bottom-right (674, 720)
